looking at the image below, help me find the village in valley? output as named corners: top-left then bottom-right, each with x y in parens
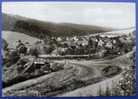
top-left (2, 2), bottom-right (136, 97)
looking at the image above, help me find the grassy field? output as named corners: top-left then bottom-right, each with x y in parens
top-left (2, 31), bottom-right (39, 48)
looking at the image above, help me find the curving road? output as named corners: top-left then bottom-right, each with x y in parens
top-left (3, 58), bottom-right (124, 96)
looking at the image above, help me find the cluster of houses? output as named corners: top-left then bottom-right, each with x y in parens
top-left (2, 28), bottom-right (135, 66)
top-left (49, 29), bottom-right (135, 56)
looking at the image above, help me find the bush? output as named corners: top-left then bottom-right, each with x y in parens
top-left (98, 52), bottom-right (135, 96)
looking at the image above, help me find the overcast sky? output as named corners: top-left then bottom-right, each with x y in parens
top-left (2, 2), bottom-right (135, 29)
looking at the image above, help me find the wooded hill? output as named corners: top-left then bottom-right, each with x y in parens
top-left (3, 13), bottom-right (113, 38)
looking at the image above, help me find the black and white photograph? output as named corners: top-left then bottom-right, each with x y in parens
top-left (2, 2), bottom-right (136, 96)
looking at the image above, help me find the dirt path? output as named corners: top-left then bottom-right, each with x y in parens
top-left (70, 62), bottom-right (102, 81)
top-left (3, 61), bottom-right (95, 93)
top-left (3, 58), bottom-right (123, 96)
top-left (59, 56), bottom-right (130, 96)
top-left (59, 72), bottom-right (123, 96)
